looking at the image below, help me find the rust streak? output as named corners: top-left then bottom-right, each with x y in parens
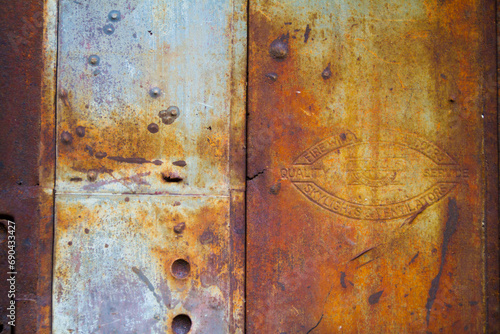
top-left (131, 266), bottom-right (163, 306)
top-left (425, 198), bottom-right (459, 326)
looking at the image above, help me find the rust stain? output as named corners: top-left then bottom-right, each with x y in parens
top-left (247, 0), bottom-right (494, 332)
top-left (425, 197), bottom-right (459, 326)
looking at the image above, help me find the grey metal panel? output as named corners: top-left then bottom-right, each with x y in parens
top-left (56, 0), bottom-right (243, 195)
top-left (53, 195), bottom-right (231, 333)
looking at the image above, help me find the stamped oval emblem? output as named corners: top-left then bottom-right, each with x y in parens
top-left (281, 129), bottom-right (467, 220)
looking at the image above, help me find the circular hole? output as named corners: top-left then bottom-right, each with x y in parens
top-left (172, 314), bottom-right (192, 334)
top-left (171, 259), bottom-right (190, 279)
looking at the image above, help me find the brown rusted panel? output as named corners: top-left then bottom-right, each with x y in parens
top-left (247, 0), bottom-right (496, 332)
top-left (0, 0), bottom-right (55, 332)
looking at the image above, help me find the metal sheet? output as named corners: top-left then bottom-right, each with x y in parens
top-left (53, 0), bottom-right (246, 332)
top-left (0, 0), bottom-right (57, 332)
top-left (54, 195), bottom-right (233, 333)
top-left (56, 0), bottom-right (246, 195)
top-left (247, 0), bottom-right (495, 332)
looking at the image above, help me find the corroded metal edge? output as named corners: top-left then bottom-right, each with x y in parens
top-left (0, 0), bottom-right (57, 332)
top-left (39, 0), bottom-right (58, 332)
top-left (486, 0), bottom-right (499, 332)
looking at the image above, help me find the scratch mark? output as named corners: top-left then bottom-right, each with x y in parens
top-left (425, 198), bottom-right (459, 326)
top-left (306, 314), bottom-right (324, 334)
top-left (82, 172), bottom-right (150, 191)
top-left (400, 203), bottom-right (429, 228)
top-left (396, 71), bottom-right (406, 89)
top-left (356, 257), bottom-right (378, 269)
top-left (404, 89), bottom-right (415, 115)
top-left (349, 246), bottom-right (376, 262)
top-left (300, 108), bottom-right (312, 116)
top-left (197, 102), bottom-right (214, 109)
top-left (132, 266), bottom-right (163, 306)
top-left (409, 251), bottom-right (420, 265)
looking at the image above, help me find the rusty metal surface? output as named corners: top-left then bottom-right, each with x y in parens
top-left (53, 0), bottom-right (246, 332)
top-left (247, 0), bottom-right (496, 332)
top-left (54, 195), bottom-right (233, 333)
top-left (55, 0), bottom-right (246, 195)
top-left (0, 0), bottom-right (56, 332)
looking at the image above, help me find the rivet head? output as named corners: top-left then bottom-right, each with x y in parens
top-left (87, 171), bottom-right (98, 182)
top-left (103, 24), bottom-right (115, 35)
top-left (270, 182), bottom-right (281, 195)
top-left (61, 131), bottom-right (73, 144)
top-left (108, 10), bottom-right (121, 21)
top-left (173, 222), bottom-right (186, 234)
top-left (269, 34), bottom-right (289, 59)
top-left (88, 55), bottom-right (100, 66)
top-left (75, 126), bottom-right (86, 137)
top-left (158, 106), bottom-right (180, 125)
top-left (149, 87), bottom-right (161, 98)
top-left (147, 123), bottom-right (159, 133)
top-left (265, 72), bottom-right (278, 81)
top-left (321, 63), bottom-right (332, 79)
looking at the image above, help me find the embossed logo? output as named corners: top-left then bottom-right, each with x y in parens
top-left (281, 129), bottom-right (467, 220)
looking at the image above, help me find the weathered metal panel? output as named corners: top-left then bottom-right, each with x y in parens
top-left (56, 0), bottom-right (245, 195)
top-left (54, 195), bottom-right (232, 333)
top-left (247, 0), bottom-right (496, 332)
top-left (53, 0), bottom-right (246, 332)
top-left (0, 0), bottom-right (57, 332)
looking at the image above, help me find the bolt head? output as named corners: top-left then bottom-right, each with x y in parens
top-left (61, 131), bottom-right (73, 144)
top-left (108, 10), bottom-right (121, 21)
top-left (87, 171), bottom-right (98, 182)
top-left (88, 55), bottom-right (100, 65)
top-left (149, 87), bottom-right (161, 97)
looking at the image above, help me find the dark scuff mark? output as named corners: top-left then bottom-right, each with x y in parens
top-left (108, 156), bottom-right (163, 165)
top-left (172, 160), bottom-right (187, 167)
top-left (409, 251), bottom-right (420, 265)
top-left (306, 314), bottom-right (323, 334)
top-left (132, 266), bottom-right (162, 305)
top-left (95, 152), bottom-right (107, 159)
top-left (321, 63), bottom-right (332, 79)
top-left (304, 24), bottom-right (311, 43)
top-left (368, 290), bottom-right (384, 305)
top-left (340, 272), bottom-right (347, 288)
top-left (84, 145), bottom-right (94, 157)
top-left (70, 177), bottom-right (82, 182)
top-left (425, 198), bottom-right (459, 326)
